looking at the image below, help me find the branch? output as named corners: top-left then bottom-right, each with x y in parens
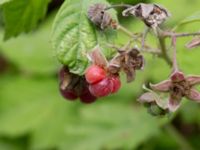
top-left (105, 4), bottom-right (132, 10)
top-left (162, 31), bottom-right (200, 38)
top-left (157, 34), bottom-right (173, 66)
top-left (171, 36), bottom-right (178, 71)
top-left (117, 24), bottom-right (140, 39)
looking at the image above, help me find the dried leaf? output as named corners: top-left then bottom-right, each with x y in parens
top-left (150, 80), bottom-right (171, 92)
top-left (88, 46), bottom-right (108, 68)
top-left (138, 92), bottom-right (157, 103)
top-left (108, 54), bottom-right (122, 74)
top-left (122, 3), bottom-right (170, 28)
top-left (186, 37), bottom-right (200, 49)
top-left (186, 75), bottom-right (200, 85)
top-left (88, 3), bottom-right (115, 29)
top-left (108, 48), bottom-right (144, 82)
top-left (168, 96), bottom-right (182, 112)
top-left (186, 88), bottom-right (200, 102)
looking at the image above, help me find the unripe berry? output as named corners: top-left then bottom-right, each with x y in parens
top-left (110, 76), bottom-right (121, 93)
top-left (89, 77), bottom-right (113, 97)
top-left (85, 65), bottom-right (106, 84)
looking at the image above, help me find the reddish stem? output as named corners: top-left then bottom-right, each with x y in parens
top-left (171, 36), bottom-right (178, 72)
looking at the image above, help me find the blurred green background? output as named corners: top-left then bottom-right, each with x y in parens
top-left (0, 0), bottom-right (200, 150)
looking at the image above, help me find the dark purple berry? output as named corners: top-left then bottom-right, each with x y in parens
top-left (80, 86), bottom-right (97, 104)
top-left (59, 87), bottom-right (78, 100)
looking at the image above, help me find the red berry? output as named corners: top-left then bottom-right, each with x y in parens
top-left (85, 65), bottom-right (106, 84)
top-left (80, 86), bottom-right (97, 104)
top-left (110, 76), bottom-right (121, 93)
top-left (89, 77), bottom-right (113, 97)
top-left (59, 87), bottom-right (78, 100)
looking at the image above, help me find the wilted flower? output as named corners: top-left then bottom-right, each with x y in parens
top-left (87, 3), bottom-right (117, 29)
top-left (122, 3), bottom-right (170, 28)
top-left (87, 46), bottom-right (108, 68)
top-left (150, 71), bottom-right (200, 112)
top-left (138, 91), bottom-right (169, 116)
top-left (108, 48), bottom-right (144, 82)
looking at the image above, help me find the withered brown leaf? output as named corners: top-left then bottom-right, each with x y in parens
top-left (108, 48), bottom-right (144, 82)
top-left (122, 3), bottom-right (170, 28)
top-left (88, 46), bottom-right (108, 68)
top-left (88, 3), bottom-right (116, 29)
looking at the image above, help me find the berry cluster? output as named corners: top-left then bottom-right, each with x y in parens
top-left (59, 65), bottom-right (121, 104)
top-left (86, 65), bottom-right (121, 97)
top-left (58, 2), bottom-right (200, 114)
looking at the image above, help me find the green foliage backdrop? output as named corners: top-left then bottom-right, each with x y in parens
top-left (0, 0), bottom-right (200, 150)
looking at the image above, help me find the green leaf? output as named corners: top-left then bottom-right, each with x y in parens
top-left (173, 11), bottom-right (200, 31)
top-left (0, 0), bottom-right (12, 5)
top-left (30, 96), bottom-right (164, 150)
top-left (30, 103), bottom-right (72, 150)
top-left (51, 0), bottom-right (117, 75)
top-left (0, 12), bottom-right (59, 74)
top-left (0, 139), bottom-right (23, 150)
top-left (0, 76), bottom-right (64, 136)
top-left (2, 0), bottom-right (50, 39)
top-left (57, 104), bottom-right (161, 150)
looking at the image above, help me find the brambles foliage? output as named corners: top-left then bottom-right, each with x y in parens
top-left (1, 0), bottom-right (200, 150)
top-left (52, 1), bottom-right (200, 114)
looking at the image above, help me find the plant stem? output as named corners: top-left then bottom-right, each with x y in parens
top-left (105, 4), bottom-right (131, 10)
top-left (117, 25), bottom-right (161, 54)
top-left (118, 25), bottom-right (173, 65)
top-left (141, 27), bottom-right (150, 48)
top-left (164, 124), bottom-right (194, 150)
top-left (171, 36), bottom-right (178, 71)
top-left (157, 34), bottom-right (173, 66)
top-left (117, 24), bottom-right (137, 38)
top-left (162, 31), bottom-right (200, 38)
